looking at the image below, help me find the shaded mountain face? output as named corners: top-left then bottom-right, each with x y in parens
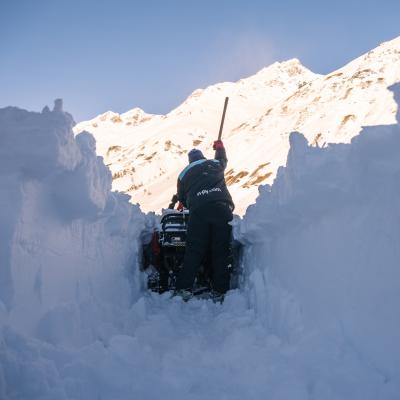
top-left (74, 37), bottom-right (400, 215)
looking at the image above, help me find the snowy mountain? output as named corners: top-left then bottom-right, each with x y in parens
top-left (75, 37), bottom-right (400, 214)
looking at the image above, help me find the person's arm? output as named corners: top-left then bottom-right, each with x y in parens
top-left (177, 178), bottom-right (187, 208)
top-left (213, 140), bottom-right (228, 170)
top-left (168, 194), bottom-right (178, 209)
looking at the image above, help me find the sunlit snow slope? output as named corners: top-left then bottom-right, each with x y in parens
top-left (75, 37), bottom-right (400, 214)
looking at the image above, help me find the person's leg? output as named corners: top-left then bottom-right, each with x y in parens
top-left (175, 209), bottom-right (209, 291)
top-left (210, 204), bottom-right (233, 294)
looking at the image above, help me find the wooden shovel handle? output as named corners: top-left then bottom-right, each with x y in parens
top-left (218, 97), bottom-right (229, 141)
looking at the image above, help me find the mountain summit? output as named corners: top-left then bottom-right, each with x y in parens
top-left (74, 37), bottom-right (400, 214)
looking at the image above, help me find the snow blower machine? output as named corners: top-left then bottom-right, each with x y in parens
top-left (142, 205), bottom-right (242, 297)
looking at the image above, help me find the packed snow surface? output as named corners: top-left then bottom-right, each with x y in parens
top-left (75, 37), bottom-right (400, 214)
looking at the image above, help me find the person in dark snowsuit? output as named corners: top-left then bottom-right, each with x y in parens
top-left (175, 140), bottom-right (234, 298)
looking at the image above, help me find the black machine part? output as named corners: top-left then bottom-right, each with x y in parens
top-left (142, 210), bottom-right (242, 294)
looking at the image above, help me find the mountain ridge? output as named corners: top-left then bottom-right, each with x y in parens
top-left (74, 36), bottom-right (400, 214)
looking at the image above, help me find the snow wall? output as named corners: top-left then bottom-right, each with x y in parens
top-left (237, 83), bottom-right (400, 395)
top-left (0, 85), bottom-right (400, 399)
top-left (0, 101), bottom-right (147, 347)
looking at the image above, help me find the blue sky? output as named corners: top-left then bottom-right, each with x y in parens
top-left (0, 0), bottom-right (399, 121)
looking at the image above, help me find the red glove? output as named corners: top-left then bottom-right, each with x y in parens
top-left (213, 140), bottom-right (224, 150)
top-left (177, 201), bottom-right (184, 211)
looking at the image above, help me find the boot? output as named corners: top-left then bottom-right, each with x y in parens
top-left (210, 290), bottom-right (225, 304)
top-left (172, 289), bottom-right (193, 302)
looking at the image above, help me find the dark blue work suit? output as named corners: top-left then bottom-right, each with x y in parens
top-left (176, 148), bottom-right (234, 293)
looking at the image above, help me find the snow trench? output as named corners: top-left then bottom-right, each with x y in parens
top-left (1, 86), bottom-right (400, 399)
